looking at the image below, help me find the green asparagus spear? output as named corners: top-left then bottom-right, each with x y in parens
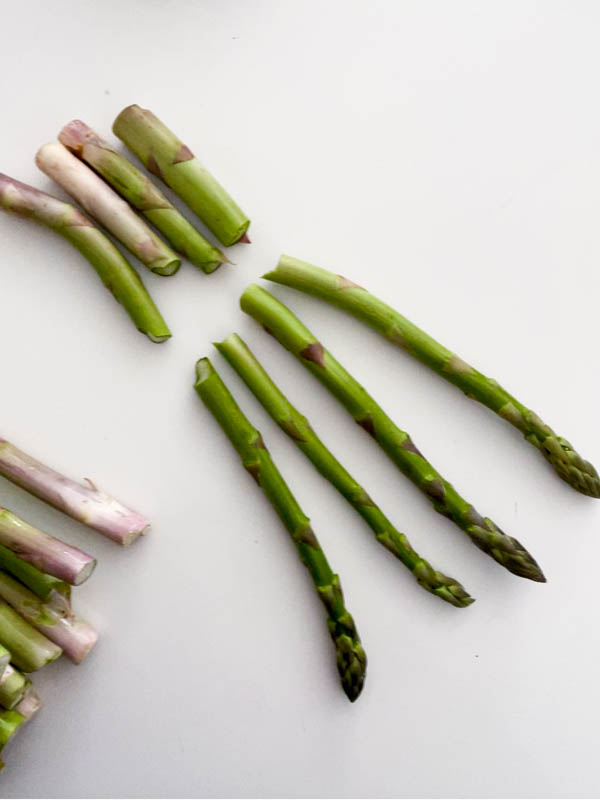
top-left (0, 544), bottom-right (71, 613)
top-left (240, 285), bottom-right (545, 583)
top-left (113, 105), bottom-right (250, 247)
top-left (265, 256), bottom-right (600, 498)
top-left (216, 334), bottom-right (473, 608)
top-left (60, 121), bottom-right (226, 274)
top-left (194, 358), bottom-right (366, 701)
top-left (0, 174), bottom-right (171, 343)
top-left (0, 665), bottom-right (30, 709)
top-left (0, 600), bottom-right (62, 672)
top-left (0, 708), bottom-right (25, 752)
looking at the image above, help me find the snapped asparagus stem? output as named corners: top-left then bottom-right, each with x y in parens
top-left (15, 686), bottom-right (41, 721)
top-left (0, 708), bottom-right (25, 752)
top-left (0, 544), bottom-right (71, 614)
top-left (0, 645), bottom-right (9, 676)
top-left (0, 666), bottom-right (30, 710)
top-left (0, 173), bottom-right (171, 343)
top-left (59, 120), bottom-right (226, 274)
top-left (0, 508), bottom-right (96, 585)
top-left (36, 141), bottom-right (181, 276)
top-left (240, 285), bottom-right (545, 582)
top-left (266, 256), bottom-right (600, 498)
top-left (0, 438), bottom-right (150, 546)
top-left (194, 358), bottom-right (366, 702)
top-left (0, 572), bottom-right (97, 664)
top-left (0, 600), bottom-right (62, 672)
top-left (113, 105), bottom-right (250, 246)
top-left (216, 334), bottom-right (473, 608)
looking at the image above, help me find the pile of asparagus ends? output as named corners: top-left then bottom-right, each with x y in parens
top-left (0, 106), bottom-right (251, 343)
top-left (195, 256), bottom-right (598, 703)
top-left (0, 437), bottom-right (150, 768)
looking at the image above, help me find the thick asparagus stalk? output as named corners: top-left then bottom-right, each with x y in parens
top-left (0, 709), bottom-right (25, 752)
top-left (59, 120), bottom-right (226, 274)
top-left (0, 645), bottom-right (9, 677)
top-left (36, 141), bottom-right (181, 276)
top-left (0, 572), bottom-right (97, 664)
top-left (216, 334), bottom-right (473, 608)
top-left (0, 601), bottom-right (62, 672)
top-left (0, 665), bottom-right (30, 709)
top-left (0, 508), bottom-right (96, 585)
top-left (266, 256), bottom-right (600, 498)
top-left (0, 438), bottom-right (150, 546)
top-left (0, 173), bottom-right (170, 342)
top-left (241, 285), bottom-right (545, 582)
top-left (194, 358), bottom-right (366, 702)
top-left (0, 544), bottom-right (71, 613)
top-left (15, 686), bottom-right (41, 721)
top-left (113, 105), bottom-right (250, 246)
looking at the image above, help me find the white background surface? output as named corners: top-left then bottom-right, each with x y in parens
top-left (1, 1), bottom-right (600, 797)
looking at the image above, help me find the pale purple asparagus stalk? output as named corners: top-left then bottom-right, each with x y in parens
top-left (0, 508), bottom-right (96, 585)
top-left (0, 439), bottom-right (149, 546)
top-left (35, 142), bottom-right (181, 276)
top-left (15, 686), bottom-right (41, 721)
top-left (0, 572), bottom-right (97, 664)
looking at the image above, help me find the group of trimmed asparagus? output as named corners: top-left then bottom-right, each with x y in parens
top-left (195, 256), bottom-right (599, 702)
top-left (0, 105), bottom-right (251, 342)
top-left (0, 437), bottom-right (149, 768)
top-left (3, 106), bottom-right (597, 709)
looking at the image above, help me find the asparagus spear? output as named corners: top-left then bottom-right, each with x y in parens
top-left (113, 105), bottom-right (251, 246)
top-left (216, 334), bottom-right (473, 608)
top-left (0, 600), bottom-right (62, 672)
top-left (194, 358), bottom-right (366, 702)
top-left (0, 438), bottom-right (150, 546)
top-left (0, 645), bottom-right (9, 677)
top-left (36, 141), bottom-right (181, 276)
top-left (0, 544), bottom-right (71, 614)
top-left (0, 173), bottom-right (171, 343)
top-left (0, 508), bottom-right (96, 585)
top-left (0, 572), bottom-right (97, 664)
top-left (0, 665), bottom-right (30, 709)
top-left (15, 686), bottom-right (41, 721)
top-left (266, 256), bottom-right (600, 498)
top-left (59, 120), bottom-right (226, 274)
top-left (240, 285), bottom-right (545, 582)
top-left (0, 708), bottom-right (25, 752)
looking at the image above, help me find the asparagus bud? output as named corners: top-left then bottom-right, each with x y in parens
top-left (36, 141), bottom-right (180, 276)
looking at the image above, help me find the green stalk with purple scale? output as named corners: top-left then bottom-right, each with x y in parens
top-left (240, 284), bottom-right (545, 583)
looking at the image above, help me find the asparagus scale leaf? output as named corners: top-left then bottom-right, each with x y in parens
top-left (194, 358), bottom-right (366, 701)
top-left (59, 120), bottom-right (226, 274)
top-left (113, 104), bottom-right (251, 247)
top-left (265, 256), bottom-right (600, 498)
top-left (0, 173), bottom-right (171, 343)
top-left (216, 334), bottom-right (474, 608)
top-left (240, 285), bottom-right (545, 583)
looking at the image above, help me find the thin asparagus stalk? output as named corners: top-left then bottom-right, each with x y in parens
top-left (0, 645), bottom-right (9, 677)
top-left (0, 438), bottom-right (150, 546)
top-left (266, 256), bottom-right (600, 498)
top-left (0, 601), bottom-right (62, 672)
top-left (0, 544), bottom-right (71, 614)
top-left (0, 508), bottom-right (96, 585)
top-left (113, 105), bottom-right (250, 246)
top-left (194, 358), bottom-right (366, 702)
top-left (36, 141), bottom-right (181, 276)
top-left (0, 708), bottom-right (25, 752)
top-left (15, 686), bottom-right (41, 721)
top-left (0, 173), bottom-right (171, 343)
top-left (0, 665), bottom-right (30, 709)
top-left (59, 120), bottom-right (226, 274)
top-left (240, 285), bottom-right (545, 582)
top-left (216, 334), bottom-right (474, 608)
top-left (0, 572), bottom-right (97, 664)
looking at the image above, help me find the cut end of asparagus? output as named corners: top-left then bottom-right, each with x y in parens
top-left (15, 687), bottom-right (41, 721)
top-left (145, 331), bottom-right (172, 344)
top-left (150, 256), bottom-right (182, 277)
top-left (195, 358), bottom-right (213, 386)
top-left (73, 558), bottom-right (97, 586)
